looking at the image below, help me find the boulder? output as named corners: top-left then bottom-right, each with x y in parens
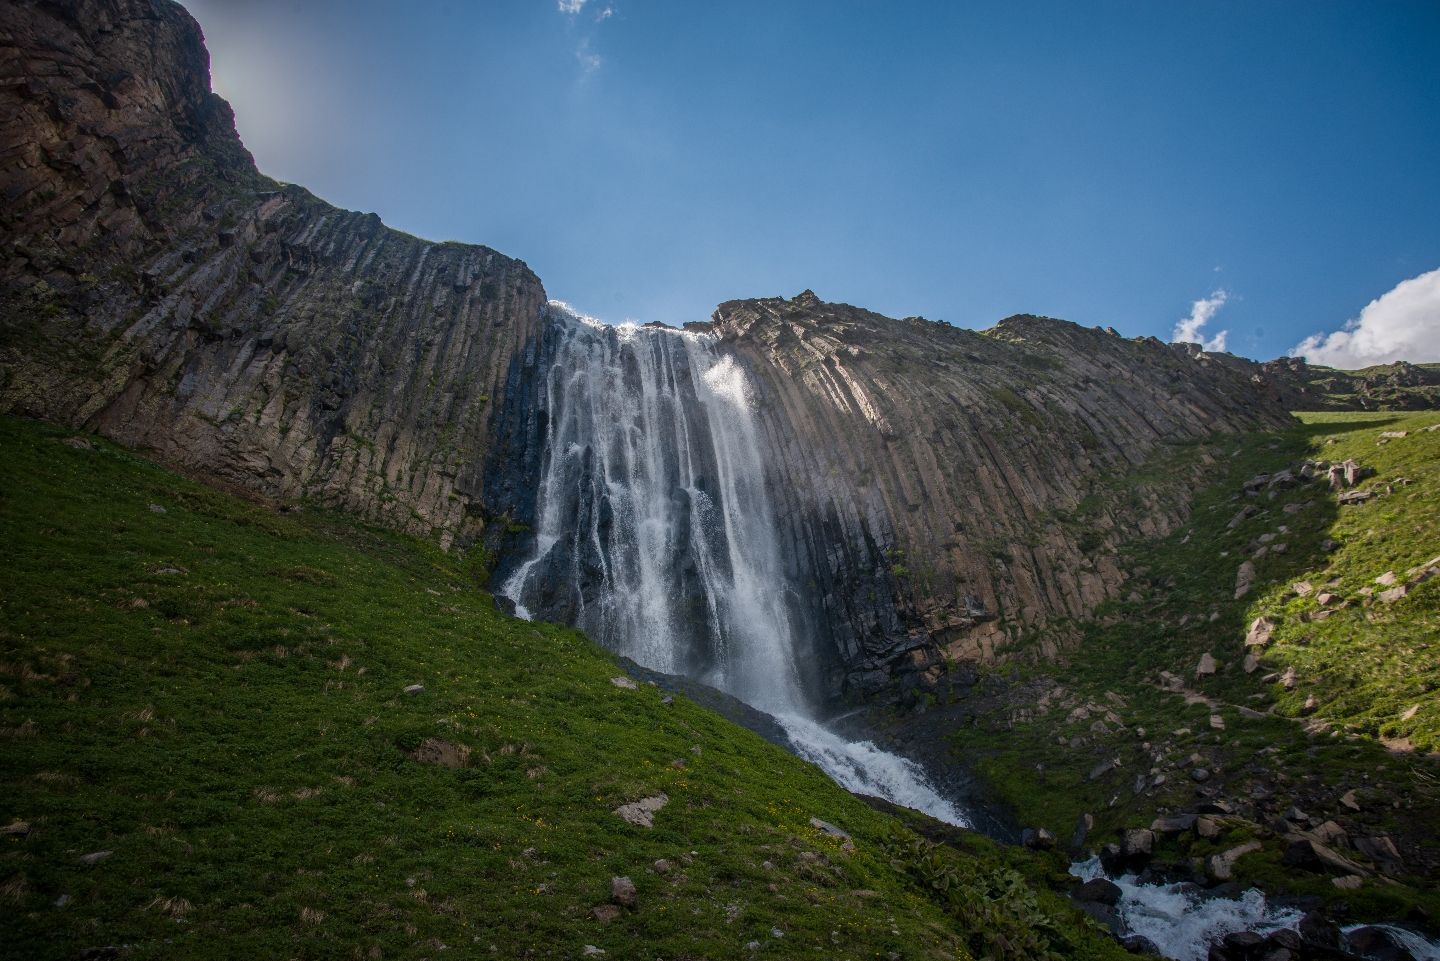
top-left (1120, 829), bottom-right (1155, 858)
top-left (1150, 813), bottom-right (1198, 837)
top-left (1223, 931), bottom-right (1265, 956)
top-left (1281, 838), bottom-right (1370, 877)
top-left (1089, 758), bottom-right (1118, 781)
top-left (591, 905), bottom-right (621, 922)
top-left (1297, 911), bottom-right (1340, 949)
top-left (1076, 900), bottom-right (1127, 936)
top-left (1235, 563), bottom-right (1257, 599)
top-left (1352, 836), bottom-right (1404, 875)
top-left (1207, 841), bottom-right (1262, 879)
top-left (1245, 617), bottom-right (1275, 648)
top-left (1196, 652), bottom-right (1218, 677)
top-left (1022, 827), bottom-right (1056, 850)
top-left (614, 794), bottom-right (669, 827)
top-left (610, 676), bottom-right (638, 690)
top-left (1071, 812), bottom-right (1094, 851)
top-left (1264, 930), bottom-right (1303, 952)
top-left (808, 817), bottom-right (851, 840)
top-left (610, 876), bottom-right (638, 908)
top-left (1121, 935), bottom-right (1161, 955)
top-left (1196, 818), bottom-right (1221, 840)
top-left (1074, 878), bottom-right (1123, 905)
top-left (1346, 925), bottom-right (1420, 961)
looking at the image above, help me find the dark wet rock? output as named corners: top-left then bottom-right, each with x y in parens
top-left (1073, 878), bottom-right (1122, 906)
top-left (1072, 812), bottom-right (1095, 852)
top-left (1344, 926), bottom-right (1417, 961)
top-left (1264, 930), bottom-right (1303, 952)
top-left (1099, 842), bottom-right (1125, 876)
top-left (1022, 827), bottom-right (1056, 850)
top-left (1297, 911), bottom-right (1342, 949)
top-left (1121, 935), bottom-right (1161, 955)
top-left (1077, 900), bottom-right (1128, 936)
top-left (1223, 931), bottom-right (1265, 954)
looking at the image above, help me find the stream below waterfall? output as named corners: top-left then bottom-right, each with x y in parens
top-left (1071, 857), bottom-right (1440, 961)
top-left (500, 304), bottom-right (967, 827)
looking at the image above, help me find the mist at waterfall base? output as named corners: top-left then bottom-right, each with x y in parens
top-left (501, 303), bottom-right (966, 827)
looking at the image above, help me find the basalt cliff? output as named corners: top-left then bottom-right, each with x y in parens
top-left (3, 0), bottom-right (1295, 703)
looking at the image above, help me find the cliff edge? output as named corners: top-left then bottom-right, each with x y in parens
top-left (0, 0), bottom-right (545, 547)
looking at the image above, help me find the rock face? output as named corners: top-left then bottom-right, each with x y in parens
top-left (3, 2), bottom-right (1297, 701)
top-left (697, 293), bottom-right (1292, 694)
top-left (0, 0), bottom-right (546, 549)
top-left (487, 293), bottom-right (1292, 699)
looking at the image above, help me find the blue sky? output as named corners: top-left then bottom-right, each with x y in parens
top-left (181, 0), bottom-right (1440, 363)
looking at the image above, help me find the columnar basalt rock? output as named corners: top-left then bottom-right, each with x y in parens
top-left (699, 293), bottom-right (1294, 695)
top-left (0, 0), bottom-right (546, 547)
top-left (3, 1), bottom-right (1300, 703)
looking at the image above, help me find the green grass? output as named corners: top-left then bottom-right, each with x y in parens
top-left (946, 410), bottom-right (1440, 918)
top-left (0, 416), bottom-right (1121, 960)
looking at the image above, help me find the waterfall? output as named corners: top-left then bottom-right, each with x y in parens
top-left (503, 303), bottom-right (966, 826)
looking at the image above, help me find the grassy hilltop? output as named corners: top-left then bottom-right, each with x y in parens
top-left (0, 416), bottom-right (1122, 961)
top-left (946, 409), bottom-right (1440, 921)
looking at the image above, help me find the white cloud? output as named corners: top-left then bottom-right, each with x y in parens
top-left (558, 0), bottom-right (587, 12)
top-left (1291, 267), bottom-right (1440, 369)
top-left (1172, 289), bottom-right (1229, 353)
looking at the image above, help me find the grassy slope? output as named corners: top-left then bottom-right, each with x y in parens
top-left (0, 416), bottom-right (1121, 961)
top-left (950, 410), bottom-right (1440, 920)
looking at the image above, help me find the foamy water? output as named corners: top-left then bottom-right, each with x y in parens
top-left (778, 713), bottom-right (967, 826)
top-left (1072, 857), bottom-right (1440, 960)
top-left (1072, 857), bottom-right (1300, 960)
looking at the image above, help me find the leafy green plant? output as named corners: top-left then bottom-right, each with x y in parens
top-left (883, 827), bottom-right (1068, 961)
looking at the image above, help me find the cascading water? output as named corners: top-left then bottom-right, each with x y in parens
top-left (503, 303), bottom-right (965, 826)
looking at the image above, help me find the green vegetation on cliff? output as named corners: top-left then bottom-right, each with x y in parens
top-left (0, 416), bottom-right (1120, 960)
top-left (948, 409), bottom-right (1440, 920)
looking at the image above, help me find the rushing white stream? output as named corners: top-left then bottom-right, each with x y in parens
top-left (502, 304), bottom-right (966, 826)
top-left (1071, 857), bottom-right (1300, 961)
top-left (1071, 857), bottom-right (1440, 961)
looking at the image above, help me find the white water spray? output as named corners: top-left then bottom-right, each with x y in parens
top-left (503, 303), bottom-right (966, 826)
top-left (1071, 857), bottom-right (1300, 961)
top-left (1071, 857), bottom-right (1440, 960)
